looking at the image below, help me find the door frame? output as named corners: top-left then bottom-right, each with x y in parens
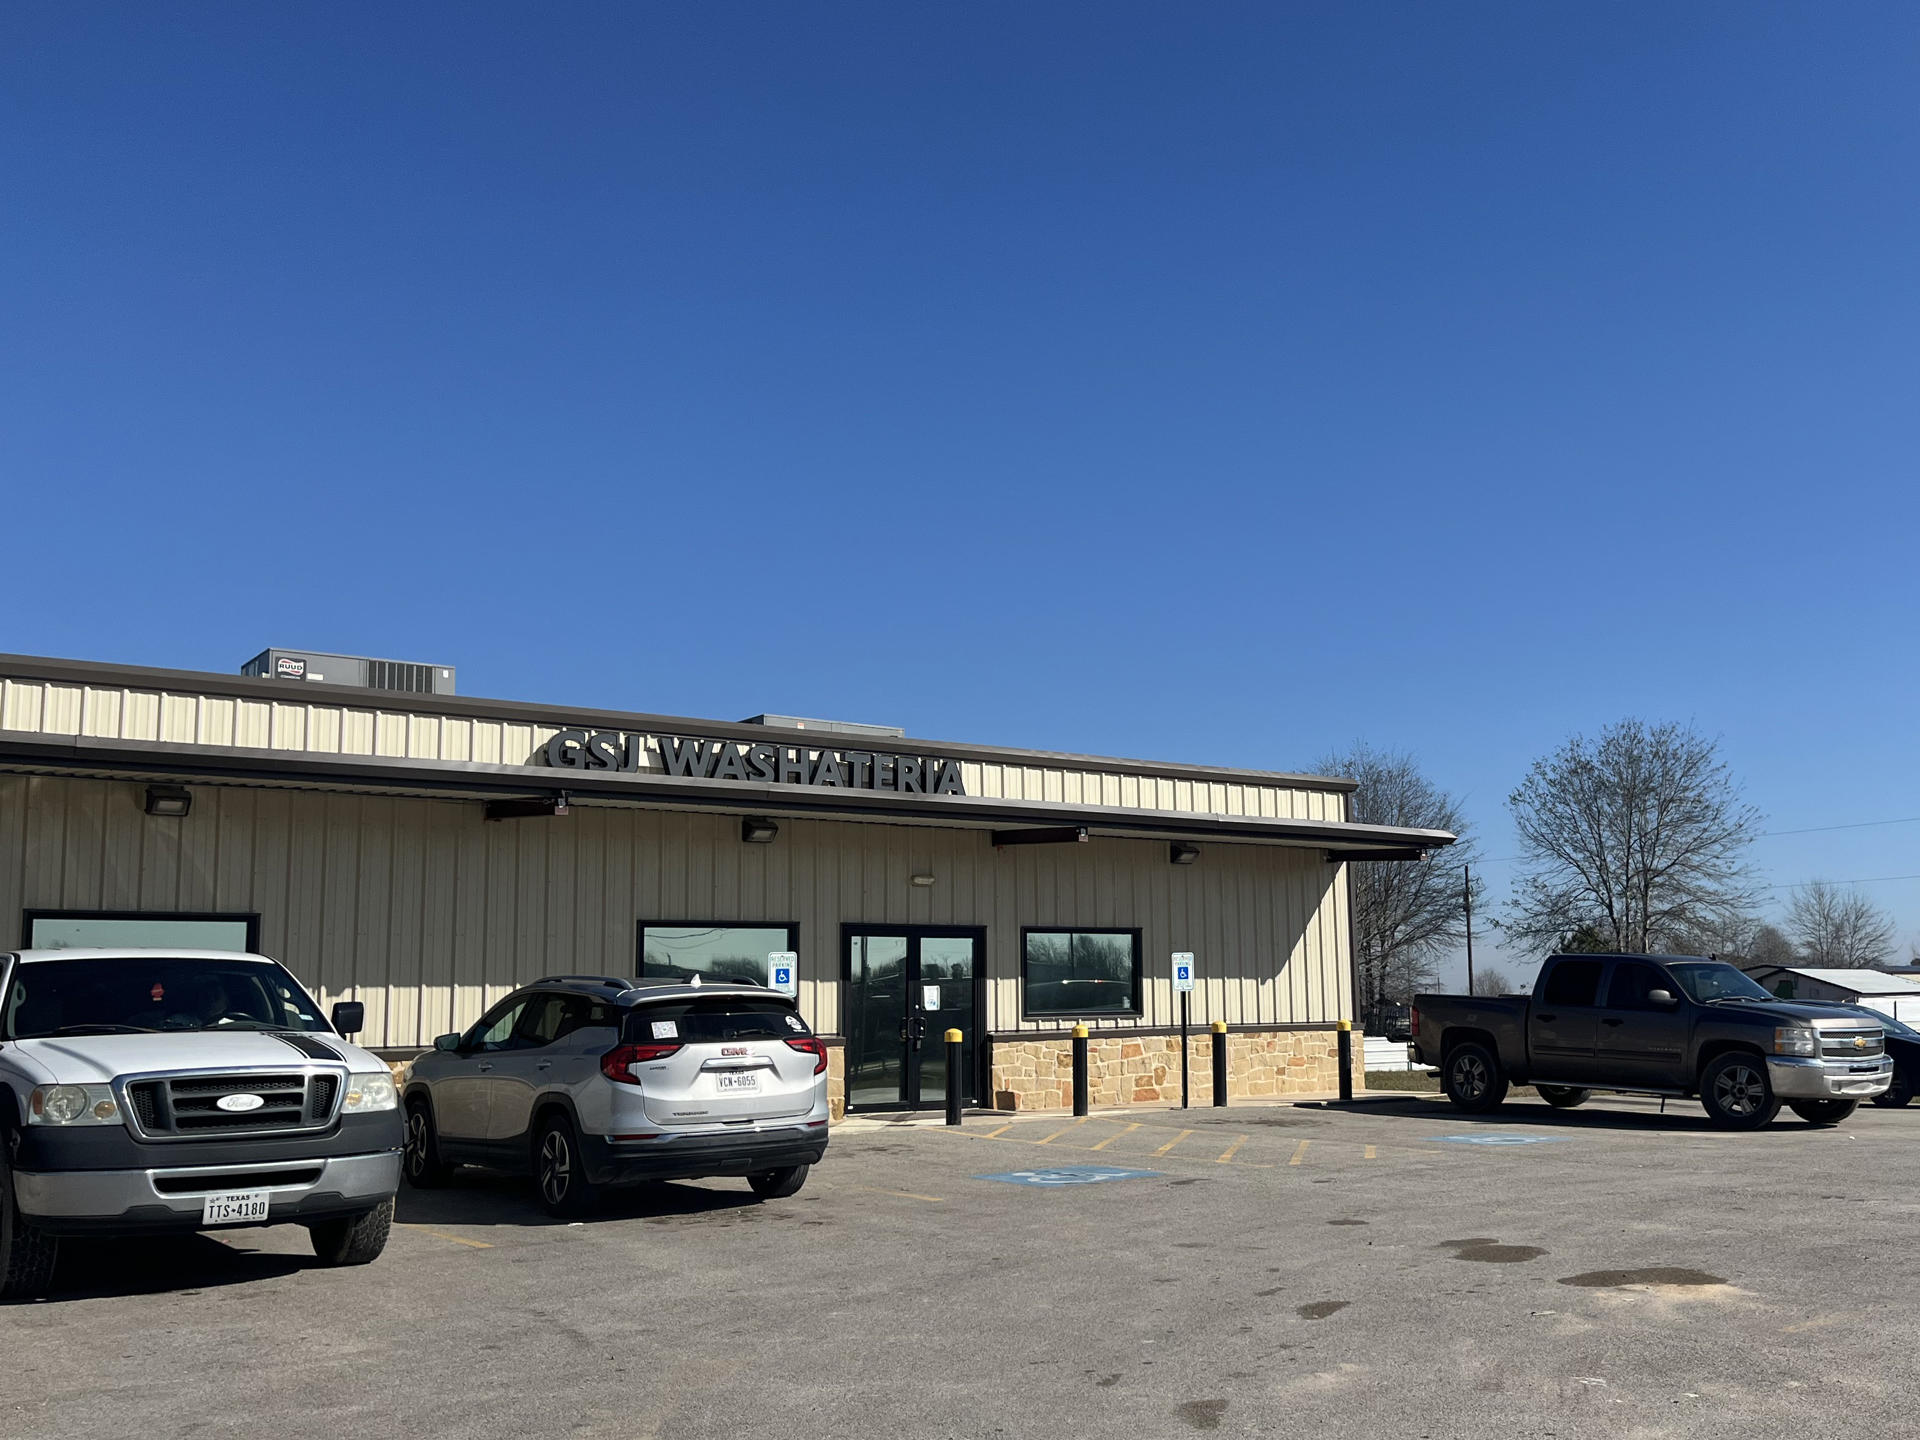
top-left (840, 925), bottom-right (988, 1112)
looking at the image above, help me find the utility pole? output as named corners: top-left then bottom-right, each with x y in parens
top-left (1463, 864), bottom-right (1476, 996)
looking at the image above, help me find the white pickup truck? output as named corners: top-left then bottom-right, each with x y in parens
top-left (0, 947), bottom-right (404, 1298)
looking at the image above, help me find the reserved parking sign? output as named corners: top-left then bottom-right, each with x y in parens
top-left (1172, 952), bottom-right (1195, 993)
top-left (768, 952), bottom-right (798, 996)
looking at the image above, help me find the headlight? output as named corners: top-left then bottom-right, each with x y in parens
top-left (342, 1071), bottom-right (398, 1113)
top-left (1773, 1026), bottom-right (1819, 1058)
top-left (28, 1084), bottom-right (123, 1126)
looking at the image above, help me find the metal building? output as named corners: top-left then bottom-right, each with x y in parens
top-left (0, 652), bottom-right (1455, 1116)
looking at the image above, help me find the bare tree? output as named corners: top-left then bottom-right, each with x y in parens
top-left (1785, 881), bottom-right (1896, 969)
top-left (1470, 965), bottom-right (1514, 996)
top-left (1505, 720), bottom-right (1760, 953)
top-left (1317, 744), bottom-right (1479, 1014)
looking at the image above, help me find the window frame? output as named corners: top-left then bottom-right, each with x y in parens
top-left (22, 908), bottom-right (263, 955)
top-left (1018, 926), bottom-right (1145, 1021)
top-left (636, 920), bottom-right (801, 989)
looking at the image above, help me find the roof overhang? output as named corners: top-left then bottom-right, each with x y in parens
top-left (0, 732), bottom-right (1455, 858)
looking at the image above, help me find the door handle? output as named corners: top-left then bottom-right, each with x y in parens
top-left (536, 1061), bottom-right (552, 1070)
top-left (476, 1062), bottom-right (493, 1072)
top-left (1601, 1018), bottom-right (1625, 1028)
top-left (1536, 1014), bottom-right (1557, 1024)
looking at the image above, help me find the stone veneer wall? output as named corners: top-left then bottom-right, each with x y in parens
top-left (987, 1028), bottom-right (1365, 1110)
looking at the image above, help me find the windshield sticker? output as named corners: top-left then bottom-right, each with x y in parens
top-left (151, 983), bottom-right (165, 1002)
top-left (784, 1014), bottom-right (805, 1031)
top-left (651, 1020), bottom-right (679, 1040)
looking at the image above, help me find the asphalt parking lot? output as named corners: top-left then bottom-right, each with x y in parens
top-left (6, 1093), bottom-right (1919, 1440)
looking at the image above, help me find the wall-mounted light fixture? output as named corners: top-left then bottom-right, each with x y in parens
top-left (485, 794), bottom-right (569, 822)
top-left (910, 873), bottom-right (936, 888)
top-left (1169, 842), bottom-right (1200, 865)
top-left (144, 784), bottom-right (192, 818)
top-left (742, 817), bottom-right (780, 844)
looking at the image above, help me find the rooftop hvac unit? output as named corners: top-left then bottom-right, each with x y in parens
top-left (241, 648), bottom-right (456, 696)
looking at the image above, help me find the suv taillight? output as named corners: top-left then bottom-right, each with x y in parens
top-left (786, 1037), bottom-right (828, 1075)
top-left (602, 1043), bottom-right (682, 1084)
top-left (1409, 1005), bottom-right (1420, 1035)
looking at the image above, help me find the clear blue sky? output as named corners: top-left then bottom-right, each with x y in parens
top-left (6, 6), bottom-right (1918, 977)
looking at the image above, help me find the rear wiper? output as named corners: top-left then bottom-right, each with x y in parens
top-left (49, 1023), bottom-right (160, 1035)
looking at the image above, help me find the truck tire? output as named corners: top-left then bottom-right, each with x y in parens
top-left (0, 1147), bottom-right (59, 1301)
top-left (1442, 1042), bottom-right (1508, 1113)
top-left (1871, 1070), bottom-right (1912, 1108)
top-left (1789, 1099), bottom-right (1858, 1126)
top-left (748, 1164), bottom-right (809, 1200)
top-left (403, 1097), bottom-right (453, 1188)
top-left (1699, 1052), bottom-right (1781, 1130)
top-left (534, 1113), bottom-right (598, 1219)
top-left (307, 1197), bottom-right (393, 1267)
top-left (1536, 1085), bottom-right (1591, 1109)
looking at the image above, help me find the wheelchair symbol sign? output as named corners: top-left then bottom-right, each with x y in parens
top-left (974, 1166), bottom-right (1163, 1187)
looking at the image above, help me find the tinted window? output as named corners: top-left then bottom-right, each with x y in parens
top-left (1605, 961), bottom-right (1673, 1011)
top-left (1023, 931), bottom-right (1142, 1017)
top-left (517, 994), bottom-right (581, 1047)
top-left (640, 926), bottom-right (794, 986)
top-left (1541, 959), bottom-right (1603, 1008)
top-left (625, 998), bottom-right (810, 1045)
top-left (3, 956), bottom-right (329, 1038)
top-left (470, 998), bottom-right (528, 1051)
top-left (1668, 963), bottom-right (1773, 1003)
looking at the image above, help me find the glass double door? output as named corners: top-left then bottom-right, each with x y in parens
top-left (844, 927), bottom-right (983, 1111)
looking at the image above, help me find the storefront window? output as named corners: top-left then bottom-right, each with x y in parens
top-left (24, 910), bottom-right (259, 954)
top-left (1022, 929), bottom-right (1142, 1017)
top-left (638, 924), bottom-right (797, 987)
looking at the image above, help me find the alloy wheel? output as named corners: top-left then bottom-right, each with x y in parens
top-left (405, 1112), bottom-right (428, 1177)
top-left (1715, 1064), bottom-right (1764, 1116)
top-left (540, 1130), bottom-right (571, 1206)
top-left (1453, 1054), bottom-right (1487, 1100)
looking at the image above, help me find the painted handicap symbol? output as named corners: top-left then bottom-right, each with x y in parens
top-left (1435, 1133), bottom-right (1571, 1146)
top-left (974, 1166), bottom-right (1163, 1186)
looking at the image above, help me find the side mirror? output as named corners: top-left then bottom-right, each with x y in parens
top-left (331, 1001), bottom-right (366, 1035)
top-left (1647, 989), bottom-right (1678, 1008)
top-left (434, 1033), bottom-right (463, 1053)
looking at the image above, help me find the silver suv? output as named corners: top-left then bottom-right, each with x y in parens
top-left (402, 976), bottom-right (829, 1216)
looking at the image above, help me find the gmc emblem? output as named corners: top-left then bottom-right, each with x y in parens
top-left (722, 1046), bottom-right (748, 1056)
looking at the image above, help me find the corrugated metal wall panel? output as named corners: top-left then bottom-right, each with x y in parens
top-left (0, 773), bottom-right (1355, 1051)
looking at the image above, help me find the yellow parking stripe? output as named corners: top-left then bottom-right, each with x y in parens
top-left (1216, 1135), bottom-right (1250, 1164)
top-left (396, 1224), bottom-right (493, 1250)
top-left (1035, 1117), bottom-right (1089, 1145)
top-left (1153, 1128), bottom-right (1195, 1156)
top-left (1364, 1144), bottom-right (1377, 1160)
top-left (1090, 1122), bottom-right (1142, 1152)
top-left (985, 1123), bottom-right (1015, 1138)
top-left (1288, 1140), bottom-right (1311, 1166)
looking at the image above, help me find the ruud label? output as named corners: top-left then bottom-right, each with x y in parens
top-left (542, 730), bottom-right (966, 795)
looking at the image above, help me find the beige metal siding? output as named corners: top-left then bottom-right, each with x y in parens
top-left (0, 676), bottom-right (1333, 822)
top-left (0, 773), bottom-right (1354, 1051)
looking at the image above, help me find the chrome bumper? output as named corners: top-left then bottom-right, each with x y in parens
top-left (1766, 1056), bottom-right (1893, 1100)
top-left (15, 1150), bottom-right (401, 1224)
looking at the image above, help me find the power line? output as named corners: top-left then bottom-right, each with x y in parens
top-left (1760, 873), bottom-right (1920, 891)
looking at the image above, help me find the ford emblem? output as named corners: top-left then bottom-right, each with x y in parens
top-left (216, 1093), bottom-right (266, 1113)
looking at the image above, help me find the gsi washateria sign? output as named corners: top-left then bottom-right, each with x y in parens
top-left (540, 729), bottom-right (967, 795)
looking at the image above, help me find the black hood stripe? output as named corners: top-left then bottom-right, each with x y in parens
top-left (270, 1032), bottom-right (346, 1061)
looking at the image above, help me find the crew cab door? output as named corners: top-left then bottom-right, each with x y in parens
top-left (1528, 958), bottom-right (1604, 1081)
top-left (436, 996), bottom-right (529, 1143)
top-left (1596, 959), bottom-right (1690, 1089)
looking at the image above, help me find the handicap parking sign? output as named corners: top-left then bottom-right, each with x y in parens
top-left (767, 952), bottom-right (798, 996)
top-left (974, 1166), bottom-right (1163, 1187)
top-left (1435, 1134), bottom-right (1570, 1147)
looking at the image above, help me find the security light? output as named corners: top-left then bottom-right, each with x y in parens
top-left (742, 817), bottom-right (780, 844)
top-left (144, 785), bottom-right (192, 818)
top-left (910, 873), bottom-right (936, 887)
top-left (1169, 842), bottom-right (1200, 865)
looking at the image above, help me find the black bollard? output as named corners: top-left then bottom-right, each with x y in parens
top-left (945, 1027), bottom-right (963, 1127)
top-left (1071, 1023), bottom-right (1089, 1117)
top-left (1337, 1019), bottom-right (1353, 1102)
top-left (1211, 1020), bottom-right (1228, 1106)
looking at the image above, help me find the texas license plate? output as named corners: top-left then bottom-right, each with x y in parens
top-left (201, 1190), bottom-right (270, 1225)
top-left (715, 1073), bottom-right (760, 1092)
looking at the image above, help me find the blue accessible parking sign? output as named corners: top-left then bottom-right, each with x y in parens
top-left (974, 1166), bottom-right (1163, 1187)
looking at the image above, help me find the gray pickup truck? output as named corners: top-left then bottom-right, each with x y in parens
top-left (1413, 953), bottom-right (1892, 1129)
top-left (0, 947), bottom-right (404, 1298)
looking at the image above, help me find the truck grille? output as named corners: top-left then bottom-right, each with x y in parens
top-left (1819, 1029), bottom-right (1884, 1059)
top-left (122, 1070), bottom-right (343, 1140)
